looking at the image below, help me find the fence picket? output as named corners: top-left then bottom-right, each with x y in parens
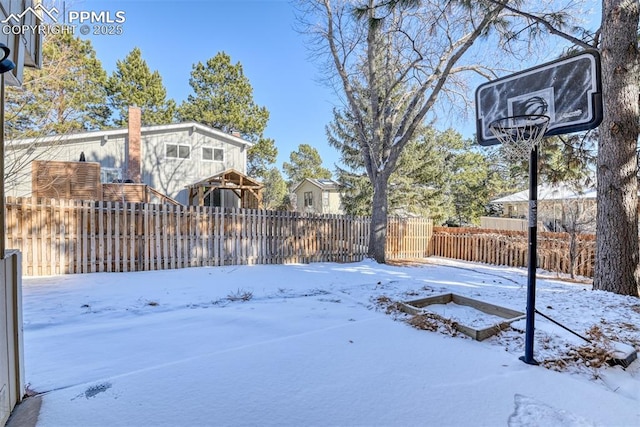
top-left (430, 227), bottom-right (596, 278)
top-left (4, 198), bottom-right (436, 277)
top-left (129, 203), bottom-right (135, 272)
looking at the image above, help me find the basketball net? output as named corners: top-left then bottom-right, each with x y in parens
top-left (489, 115), bottom-right (550, 162)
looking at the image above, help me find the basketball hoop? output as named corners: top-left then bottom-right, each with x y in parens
top-left (476, 51), bottom-right (603, 366)
top-left (489, 115), bottom-right (550, 162)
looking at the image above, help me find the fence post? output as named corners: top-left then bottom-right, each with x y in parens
top-left (5, 200), bottom-right (443, 276)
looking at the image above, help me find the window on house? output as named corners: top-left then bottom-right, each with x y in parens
top-left (304, 191), bottom-right (313, 207)
top-left (202, 147), bottom-right (224, 162)
top-left (101, 167), bottom-right (122, 183)
top-left (166, 143), bottom-right (190, 159)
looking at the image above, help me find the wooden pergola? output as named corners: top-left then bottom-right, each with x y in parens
top-left (187, 169), bottom-right (263, 209)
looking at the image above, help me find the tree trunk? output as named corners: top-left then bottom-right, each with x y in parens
top-left (569, 231), bottom-right (577, 280)
top-left (368, 176), bottom-right (389, 263)
top-left (594, 0), bottom-right (640, 296)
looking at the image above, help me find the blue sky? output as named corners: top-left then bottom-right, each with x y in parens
top-left (71, 0), bottom-right (341, 174)
top-left (64, 1), bottom-right (600, 176)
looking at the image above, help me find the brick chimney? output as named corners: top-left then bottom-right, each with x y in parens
top-left (127, 106), bottom-right (142, 183)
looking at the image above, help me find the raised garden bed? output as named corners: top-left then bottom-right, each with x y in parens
top-left (400, 293), bottom-right (525, 341)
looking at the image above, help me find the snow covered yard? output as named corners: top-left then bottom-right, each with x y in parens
top-left (19, 257), bottom-right (640, 426)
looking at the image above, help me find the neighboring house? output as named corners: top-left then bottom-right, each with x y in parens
top-left (292, 178), bottom-right (344, 214)
top-left (484, 183), bottom-right (597, 232)
top-left (6, 107), bottom-right (254, 206)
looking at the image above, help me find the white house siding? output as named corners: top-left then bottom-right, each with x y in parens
top-left (5, 123), bottom-right (249, 204)
top-left (6, 134), bottom-right (126, 198)
top-left (140, 128), bottom-right (247, 204)
top-left (327, 190), bottom-right (343, 214)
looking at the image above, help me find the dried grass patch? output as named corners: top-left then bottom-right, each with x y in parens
top-left (541, 326), bottom-right (617, 371)
top-left (407, 312), bottom-right (461, 337)
top-left (374, 295), bottom-right (404, 314)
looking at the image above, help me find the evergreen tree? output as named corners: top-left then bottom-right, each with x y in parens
top-left (540, 133), bottom-right (596, 186)
top-left (593, 0), bottom-right (640, 296)
top-left (329, 106), bottom-right (493, 224)
top-left (247, 138), bottom-right (282, 210)
top-left (261, 167), bottom-right (288, 210)
top-left (247, 137), bottom-right (278, 179)
top-left (327, 106), bottom-right (378, 215)
top-left (447, 145), bottom-right (491, 226)
top-left (106, 47), bottom-right (176, 126)
top-left (6, 32), bottom-right (110, 138)
top-left (282, 144), bottom-right (332, 186)
top-left (386, 131), bottom-right (451, 221)
top-left (178, 52), bottom-right (269, 141)
top-left (501, 133), bottom-right (596, 187)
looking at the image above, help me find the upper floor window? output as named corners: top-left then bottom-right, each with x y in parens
top-left (322, 191), bottom-right (329, 207)
top-left (166, 143), bottom-right (190, 159)
top-left (202, 147), bottom-right (224, 162)
top-left (304, 191), bottom-right (313, 207)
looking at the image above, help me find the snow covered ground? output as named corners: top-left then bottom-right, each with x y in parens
top-left (19, 257), bottom-right (640, 426)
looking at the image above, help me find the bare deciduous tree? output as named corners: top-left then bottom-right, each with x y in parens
top-left (298, 0), bottom-right (506, 262)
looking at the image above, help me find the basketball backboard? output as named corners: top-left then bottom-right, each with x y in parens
top-left (475, 50), bottom-right (603, 146)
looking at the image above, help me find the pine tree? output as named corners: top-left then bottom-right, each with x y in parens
top-left (6, 32), bottom-right (110, 138)
top-left (447, 146), bottom-right (491, 226)
top-left (247, 137), bottom-right (278, 179)
top-left (502, 133), bottom-right (596, 187)
top-left (178, 52), bottom-right (269, 141)
top-left (261, 167), bottom-right (288, 210)
top-left (106, 47), bottom-right (176, 126)
top-left (328, 106), bottom-right (493, 224)
top-left (282, 144), bottom-right (332, 187)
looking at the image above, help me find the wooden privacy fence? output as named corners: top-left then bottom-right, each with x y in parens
top-left (387, 216), bottom-right (434, 259)
top-left (4, 198), bottom-right (433, 276)
top-left (430, 227), bottom-right (596, 277)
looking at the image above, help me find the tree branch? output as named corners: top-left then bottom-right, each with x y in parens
top-left (484, 0), bottom-right (595, 49)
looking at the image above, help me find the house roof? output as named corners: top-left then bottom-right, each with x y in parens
top-left (491, 183), bottom-right (597, 204)
top-left (7, 122), bottom-right (254, 148)
top-left (292, 178), bottom-right (340, 193)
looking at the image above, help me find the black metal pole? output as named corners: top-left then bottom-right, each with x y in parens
top-left (521, 145), bottom-right (539, 365)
